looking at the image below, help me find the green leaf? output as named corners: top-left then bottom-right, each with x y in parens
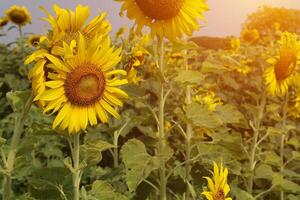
top-left (81, 139), bottom-right (114, 166)
top-left (186, 103), bottom-right (222, 129)
top-left (6, 90), bottom-right (31, 112)
top-left (88, 180), bottom-right (128, 200)
top-left (201, 61), bottom-right (228, 74)
top-left (231, 186), bottom-right (255, 200)
top-left (255, 164), bottom-right (274, 180)
top-left (215, 104), bottom-right (244, 124)
top-left (121, 139), bottom-right (160, 192)
top-left (175, 70), bottom-right (204, 84)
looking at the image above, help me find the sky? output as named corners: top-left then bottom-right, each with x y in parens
top-left (0, 0), bottom-right (300, 42)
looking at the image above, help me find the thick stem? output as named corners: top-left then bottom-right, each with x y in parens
top-left (71, 134), bottom-right (81, 200)
top-left (2, 93), bottom-right (33, 200)
top-left (183, 47), bottom-right (192, 200)
top-left (113, 131), bottom-right (119, 168)
top-left (248, 94), bottom-right (266, 194)
top-left (157, 37), bottom-right (167, 200)
top-left (280, 92), bottom-right (289, 200)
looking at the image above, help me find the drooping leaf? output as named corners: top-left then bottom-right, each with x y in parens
top-left (186, 103), bottom-right (222, 129)
top-left (121, 139), bottom-right (160, 192)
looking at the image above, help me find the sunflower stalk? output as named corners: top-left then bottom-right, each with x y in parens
top-left (113, 120), bottom-right (130, 168)
top-left (183, 46), bottom-right (193, 200)
top-left (280, 91), bottom-right (289, 200)
top-left (2, 93), bottom-right (33, 200)
top-left (157, 37), bottom-right (167, 200)
top-left (248, 93), bottom-right (266, 194)
top-left (69, 134), bottom-right (81, 200)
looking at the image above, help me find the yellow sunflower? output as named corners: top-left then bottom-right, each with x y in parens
top-left (35, 34), bottom-right (128, 134)
top-left (25, 5), bottom-right (112, 108)
top-left (241, 29), bottom-right (260, 44)
top-left (194, 91), bottom-right (222, 111)
top-left (264, 32), bottom-right (300, 96)
top-left (28, 35), bottom-right (41, 47)
top-left (117, 0), bottom-right (208, 41)
top-left (230, 38), bottom-right (240, 51)
top-left (202, 162), bottom-right (232, 200)
top-left (5, 5), bottom-right (31, 26)
top-left (0, 17), bottom-right (9, 27)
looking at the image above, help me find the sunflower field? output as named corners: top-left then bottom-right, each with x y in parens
top-left (0, 1), bottom-right (300, 200)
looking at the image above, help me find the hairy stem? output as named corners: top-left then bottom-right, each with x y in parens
top-left (157, 37), bottom-right (167, 200)
top-left (2, 93), bottom-right (33, 200)
top-left (183, 47), bottom-right (192, 200)
top-left (248, 93), bottom-right (266, 194)
top-left (71, 134), bottom-right (81, 200)
top-left (280, 92), bottom-right (289, 200)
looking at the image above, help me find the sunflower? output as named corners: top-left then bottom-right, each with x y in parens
top-left (28, 35), bottom-right (41, 47)
top-left (202, 162), bottom-right (232, 200)
top-left (5, 5), bottom-right (31, 26)
top-left (230, 38), bottom-right (240, 51)
top-left (34, 34), bottom-right (128, 134)
top-left (25, 5), bottom-right (112, 108)
top-left (194, 91), bottom-right (222, 111)
top-left (241, 29), bottom-right (260, 44)
top-left (117, 0), bottom-right (208, 41)
top-left (40, 4), bottom-right (111, 55)
top-left (264, 32), bottom-right (300, 96)
top-left (0, 17), bottom-right (9, 27)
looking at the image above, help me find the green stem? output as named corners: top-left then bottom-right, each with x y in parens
top-left (157, 37), bottom-right (167, 200)
top-left (183, 47), bottom-right (192, 200)
top-left (280, 92), bottom-right (289, 200)
top-left (71, 134), bottom-right (81, 200)
top-left (113, 131), bottom-right (119, 168)
top-left (2, 93), bottom-right (33, 200)
top-left (248, 93), bottom-right (266, 194)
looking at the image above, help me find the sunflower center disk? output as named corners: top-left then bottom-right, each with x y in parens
top-left (214, 189), bottom-right (225, 200)
top-left (135, 0), bottom-right (184, 20)
top-left (65, 65), bottom-right (105, 106)
top-left (10, 11), bottom-right (27, 24)
top-left (274, 49), bottom-right (297, 81)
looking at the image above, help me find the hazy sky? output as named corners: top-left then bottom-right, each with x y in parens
top-left (1, 0), bottom-right (300, 42)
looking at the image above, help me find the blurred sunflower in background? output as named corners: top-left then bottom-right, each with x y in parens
top-left (194, 91), bottom-right (223, 111)
top-left (230, 37), bottom-right (240, 52)
top-left (117, 0), bottom-right (208, 41)
top-left (28, 35), bottom-right (41, 47)
top-left (35, 34), bottom-right (128, 134)
top-left (25, 4), bottom-right (112, 108)
top-left (264, 32), bottom-right (300, 96)
top-left (5, 5), bottom-right (31, 26)
top-left (202, 162), bottom-right (232, 200)
top-left (0, 17), bottom-right (8, 27)
top-left (241, 28), bottom-right (260, 44)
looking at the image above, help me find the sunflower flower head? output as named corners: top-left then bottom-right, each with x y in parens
top-left (241, 28), bottom-right (260, 44)
top-left (230, 38), bottom-right (240, 51)
top-left (0, 17), bottom-right (9, 27)
top-left (25, 5), bottom-right (113, 108)
top-left (28, 35), bottom-right (41, 47)
top-left (34, 34), bottom-right (128, 134)
top-left (194, 91), bottom-right (222, 111)
top-left (202, 162), bottom-right (232, 200)
top-left (117, 0), bottom-right (208, 41)
top-left (5, 5), bottom-right (31, 26)
top-left (264, 32), bottom-right (300, 96)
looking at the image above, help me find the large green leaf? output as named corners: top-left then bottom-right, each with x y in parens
top-left (215, 104), bottom-right (244, 124)
top-left (88, 180), bottom-right (128, 200)
top-left (175, 70), bottom-right (204, 85)
top-left (186, 103), bottom-right (222, 129)
top-left (81, 139), bottom-right (115, 166)
top-left (121, 139), bottom-right (160, 192)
